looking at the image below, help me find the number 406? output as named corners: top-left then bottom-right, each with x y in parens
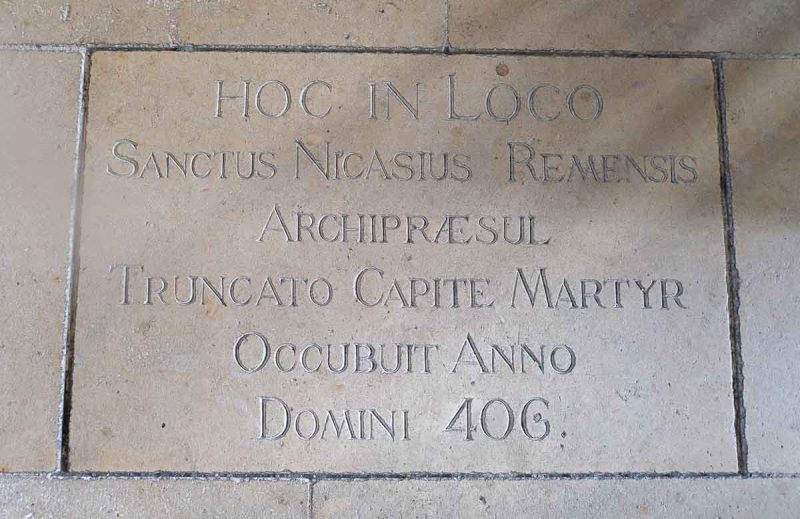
top-left (445, 397), bottom-right (551, 441)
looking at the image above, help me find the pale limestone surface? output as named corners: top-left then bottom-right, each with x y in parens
top-left (0, 477), bottom-right (307, 517)
top-left (0, 1), bottom-right (171, 44)
top-left (449, 0), bottom-right (800, 53)
top-left (727, 60), bottom-right (800, 472)
top-left (0, 1), bottom-right (442, 48)
top-left (314, 478), bottom-right (800, 518)
top-left (175, 1), bottom-right (444, 47)
top-left (0, 51), bottom-right (78, 471)
top-left (70, 52), bottom-right (734, 473)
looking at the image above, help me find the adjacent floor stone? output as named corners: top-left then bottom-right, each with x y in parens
top-left (70, 52), bottom-right (735, 472)
top-left (727, 60), bottom-right (800, 472)
top-left (0, 1), bottom-right (443, 48)
top-left (0, 51), bottom-right (79, 471)
top-left (0, 477), bottom-right (306, 517)
top-left (314, 478), bottom-right (800, 518)
top-left (449, 0), bottom-right (800, 53)
top-left (175, 1), bottom-right (444, 48)
top-left (0, 1), bottom-right (171, 45)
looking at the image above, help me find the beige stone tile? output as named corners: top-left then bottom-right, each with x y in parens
top-left (727, 60), bottom-right (800, 472)
top-left (0, 477), bottom-right (307, 517)
top-left (174, 0), bottom-right (443, 47)
top-left (71, 52), bottom-right (734, 472)
top-left (0, 51), bottom-right (79, 471)
top-left (314, 478), bottom-right (800, 518)
top-left (0, 1), bottom-right (172, 45)
top-left (449, 0), bottom-right (800, 53)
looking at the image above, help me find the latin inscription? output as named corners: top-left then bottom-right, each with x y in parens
top-left (72, 54), bottom-right (734, 472)
top-left (101, 73), bottom-right (695, 445)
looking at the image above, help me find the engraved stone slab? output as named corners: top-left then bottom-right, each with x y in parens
top-left (0, 477), bottom-right (307, 517)
top-left (71, 52), bottom-right (735, 472)
top-left (175, 0), bottom-right (444, 48)
top-left (727, 60), bottom-right (800, 472)
top-left (0, 51), bottom-right (78, 471)
top-left (0, 1), bottom-right (171, 45)
top-left (315, 479), bottom-right (800, 518)
top-left (450, 0), bottom-right (800, 53)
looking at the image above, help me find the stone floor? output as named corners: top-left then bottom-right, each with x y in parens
top-left (1, 1), bottom-right (799, 517)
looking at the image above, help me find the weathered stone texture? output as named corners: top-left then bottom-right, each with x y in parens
top-left (727, 59), bottom-right (800, 472)
top-left (175, 1), bottom-right (444, 47)
top-left (0, 1), bottom-right (171, 44)
top-left (450, 0), bottom-right (800, 53)
top-left (0, 477), bottom-right (307, 517)
top-left (0, 1), bottom-right (443, 48)
top-left (315, 479), bottom-right (800, 518)
top-left (0, 51), bottom-right (79, 471)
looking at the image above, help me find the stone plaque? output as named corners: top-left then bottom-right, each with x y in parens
top-left (0, 51), bottom-right (79, 471)
top-left (727, 60), bottom-right (800, 472)
top-left (449, 0), bottom-right (800, 53)
top-left (71, 52), bottom-right (735, 472)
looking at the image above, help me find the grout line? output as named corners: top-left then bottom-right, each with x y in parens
top-left (308, 478), bottom-right (315, 519)
top-left (0, 42), bottom-right (799, 60)
top-left (0, 43), bottom-right (443, 54)
top-left (56, 49), bottom-right (91, 473)
top-left (713, 58), bottom-right (748, 474)
top-left (0, 43), bottom-right (84, 52)
top-left (1, 471), bottom-right (800, 482)
top-left (447, 47), bottom-right (800, 60)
